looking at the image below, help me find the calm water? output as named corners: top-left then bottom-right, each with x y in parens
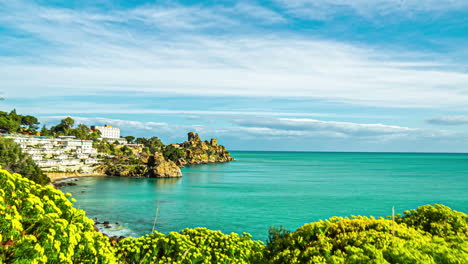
top-left (62, 151), bottom-right (468, 240)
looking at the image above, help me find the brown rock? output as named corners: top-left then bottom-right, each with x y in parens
top-left (152, 161), bottom-right (182, 178)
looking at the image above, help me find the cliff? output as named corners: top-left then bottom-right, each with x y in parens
top-left (177, 132), bottom-right (235, 166)
top-left (96, 152), bottom-right (182, 178)
top-left (94, 132), bottom-right (233, 177)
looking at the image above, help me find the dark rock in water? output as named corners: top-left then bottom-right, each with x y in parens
top-left (53, 181), bottom-right (77, 189)
top-left (103, 221), bottom-right (110, 225)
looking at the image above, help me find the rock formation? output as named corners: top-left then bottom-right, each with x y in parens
top-left (179, 132), bottom-right (235, 165)
top-left (150, 153), bottom-right (182, 178)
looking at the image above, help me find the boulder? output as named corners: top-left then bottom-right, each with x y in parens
top-left (152, 161), bottom-right (182, 178)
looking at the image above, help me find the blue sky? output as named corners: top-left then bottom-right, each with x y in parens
top-left (1, 0), bottom-right (468, 152)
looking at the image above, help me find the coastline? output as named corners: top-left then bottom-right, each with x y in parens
top-left (46, 172), bottom-right (108, 183)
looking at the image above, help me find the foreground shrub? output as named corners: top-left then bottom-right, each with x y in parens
top-left (265, 209), bottom-right (468, 264)
top-left (396, 204), bottom-right (468, 239)
top-left (116, 228), bottom-right (265, 264)
top-left (0, 168), bottom-right (117, 263)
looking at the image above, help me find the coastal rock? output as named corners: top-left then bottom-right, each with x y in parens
top-left (152, 161), bottom-right (182, 178)
top-left (152, 153), bottom-right (166, 164)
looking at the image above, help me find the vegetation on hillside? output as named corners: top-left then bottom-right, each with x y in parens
top-left (0, 109), bottom-right (40, 134)
top-left (0, 137), bottom-right (49, 185)
top-left (95, 132), bottom-right (233, 178)
top-left (1, 169), bottom-right (467, 263)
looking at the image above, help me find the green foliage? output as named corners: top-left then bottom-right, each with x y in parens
top-left (40, 125), bottom-right (50, 137)
top-left (117, 228), bottom-right (265, 264)
top-left (20, 115), bottom-right (40, 132)
top-left (265, 206), bottom-right (468, 264)
top-left (0, 168), bottom-right (117, 263)
top-left (396, 204), bottom-right (468, 238)
top-left (0, 109), bottom-right (27, 133)
top-left (0, 138), bottom-right (49, 185)
top-left (124, 136), bottom-right (135, 144)
top-left (137, 136), bottom-right (164, 154)
top-left (163, 145), bottom-right (184, 162)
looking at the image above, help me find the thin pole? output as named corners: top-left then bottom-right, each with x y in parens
top-left (152, 201), bottom-right (160, 233)
top-left (392, 206), bottom-right (395, 236)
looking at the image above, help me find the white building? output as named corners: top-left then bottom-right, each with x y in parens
top-left (91, 125), bottom-right (120, 139)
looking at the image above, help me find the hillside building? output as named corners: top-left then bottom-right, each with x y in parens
top-left (91, 125), bottom-right (120, 139)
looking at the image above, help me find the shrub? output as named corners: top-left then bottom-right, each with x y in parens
top-left (116, 228), bottom-right (265, 264)
top-left (0, 168), bottom-right (117, 263)
top-left (265, 209), bottom-right (468, 264)
top-left (396, 204), bottom-right (468, 238)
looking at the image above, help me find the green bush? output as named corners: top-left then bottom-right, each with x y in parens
top-left (396, 204), bottom-right (468, 238)
top-left (265, 210), bottom-right (468, 264)
top-left (0, 168), bottom-right (117, 263)
top-left (116, 228), bottom-right (265, 264)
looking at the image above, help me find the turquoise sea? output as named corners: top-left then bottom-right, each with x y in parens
top-left (62, 151), bottom-right (468, 240)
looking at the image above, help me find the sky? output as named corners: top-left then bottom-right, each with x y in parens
top-left (1, 0), bottom-right (468, 152)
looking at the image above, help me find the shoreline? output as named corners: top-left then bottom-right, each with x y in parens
top-left (46, 172), bottom-right (108, 183)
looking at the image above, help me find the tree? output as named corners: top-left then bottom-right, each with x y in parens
top-left (51, 117), bottom-right (76, 136)
top-left (40, 125), bottom-right (50, 137)
top-left (0, 137), bottom-right (49, 184)
top-left (70, 124), bottom-right (91, 139)
top-left (163, 145), bottom-right (184, 162)
top-left (21, 115), bottom-right (40, 132)
top-left (124, 136), bottom-right (135, 144)
top-left (61, 117), bottom-right (75, 131)
top-left (135, 137), bottom-right (148, 145)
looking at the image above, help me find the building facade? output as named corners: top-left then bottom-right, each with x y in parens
top-left (91, 125), bottom-right (120, 139)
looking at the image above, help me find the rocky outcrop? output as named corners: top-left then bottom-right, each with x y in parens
top-left (150, 153), bottom-right (182, 178)
top-left (179, 132), bottom-right (235, 165)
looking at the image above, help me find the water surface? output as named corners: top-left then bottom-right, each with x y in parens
top-left (62, 152), bottom-right (468, 240)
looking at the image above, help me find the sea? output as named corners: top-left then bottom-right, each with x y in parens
top-left (61, 151), bottom-right (468, 241)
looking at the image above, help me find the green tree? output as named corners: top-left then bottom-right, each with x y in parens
top-left (61, 117), bottom-right (75, 128)
top-left (0, 138), bottom-right (49, 184)
top-left (162, 145), bottom-right (184, 162)
top-left (70, 124), bottom-right (91, 139)
top-left (124, 136), bottom-right (135, 144)
top-left (21, 115), bottom-right (40, 132)
top-left (50, 117), bottom-right (76, 136)
top-left (40, 125), bottom-right (50, 137)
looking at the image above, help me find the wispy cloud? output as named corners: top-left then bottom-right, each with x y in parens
top-left (1, 1), bottom-right (468, 109)
top-left (275, 0), bottom-right (468, 20)
top-left (39, 116), bottom-right (203, 141)
top-left (426, 116), bottom-right (468, 125)
top-left (231, 117), bottom-right (418, 138)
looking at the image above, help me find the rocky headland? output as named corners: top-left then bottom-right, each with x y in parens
top-left (95, 132), bottom-right (234, 178)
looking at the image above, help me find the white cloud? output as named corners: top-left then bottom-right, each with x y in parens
top-left (275, 0), bottom-right (468, 20)
top-left (229, 117), bottom-right (459, 141)
top-left (1, 0), bottom-right (468, 110)
top-left (38, 116), bottom-right (201, 142)
top-left (426, 115), bottom-right (468, 125)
